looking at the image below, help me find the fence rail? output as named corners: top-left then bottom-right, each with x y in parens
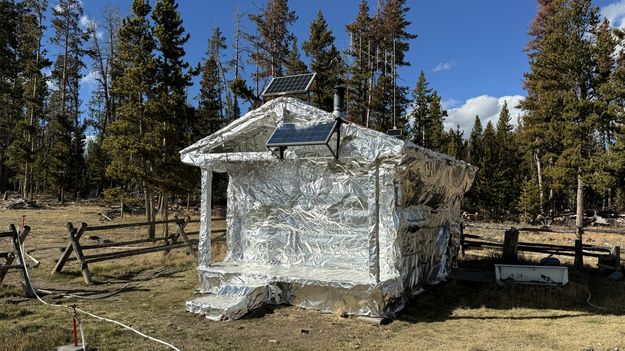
top-left (461, 227), bottom-right (620, 269)
top-left (51, 216), bottom-right (203, 285)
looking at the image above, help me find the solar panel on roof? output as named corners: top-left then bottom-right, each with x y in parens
top-left (262, 73), bottom-right (316, 97)
top-left (266, 120), bottom-right (337, 147)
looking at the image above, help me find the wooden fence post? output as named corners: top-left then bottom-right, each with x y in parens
top-left (574, 238), bottom-right (583, 269)
top-left (9, 224), bottom-right (34, 297)
top-left (0, 226), bottom-right (30, 282)
top-left (177, 216), bottom-right (196, 258)
top-left (52, 222), bottom-right (87, 274)
top-left (612, 246), bottom-right (621, 271)
top-left (67, 224), bottom-right (93, 285)
top-left (502, 227), bottom-right (519, 263)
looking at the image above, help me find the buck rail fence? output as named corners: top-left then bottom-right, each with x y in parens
top-left (51, 216), bottom-right (225, 285)
top-left (0, 224), bottom-right (34, 296)
top-left (461, 224), bottom-right (622, 269)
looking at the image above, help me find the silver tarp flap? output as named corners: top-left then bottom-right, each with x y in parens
top-left (181, 97), bottom-right (476, 319)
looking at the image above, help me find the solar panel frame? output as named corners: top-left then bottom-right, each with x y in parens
top-left (265, 120), bottom-right (338, 147)
top-left (262, 73), bottom-right (316, 97)
top-left (387, 128), bottom-right (402, 137)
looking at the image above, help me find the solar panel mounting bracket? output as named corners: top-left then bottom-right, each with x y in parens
top-left (266, 116), bottom-right (349, 160)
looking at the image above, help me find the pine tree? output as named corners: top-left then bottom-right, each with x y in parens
top-left (49, 0), bottom-right (88, 202)
top-left (495, 101), bottom-right (521, 216)
top-left (197, 57), bottom-right (223, 137)
top-left (229, 6), bottom-right (257, 110)
top-left (467, 116), bottom-right (483, 165)
top-left (345, 0), bottom-right (372, 126)
top-left (519, 177), bottom-right (542, 223)
top-left (0, 0), bottom-right (22, 192)
top-left (85, 5), bottom-right (121, 139)
top-left (368, 0), bottom-right (417, 132)
top-left (426, 92), bottom-right (447, 151)
top-left (464, 115), bottom-right (484, 211)
top-left (152, 0), bottom-right (193, 195)
top-left (481, 121), bottom-right (498, 217)
top-left (207, 28), bottom-right (228, 120)
top-left (248, 0), bottom-right (297, 80)
top-left (445, 125), bottom-right (465, 160)
top-left (7, 0), bottom-right (49, 198)
top-left (520, 0), bottom-right (605, 264)
top-left (303, 10), bottom-right (343, 112)
top-left (410, 71), bottom-right (431, 145)
top-left (105, 0), bottom-right (158, 226)
top-left (286, 38), bottom-right (307, 75)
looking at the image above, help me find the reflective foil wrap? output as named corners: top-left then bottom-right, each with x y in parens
top-left (180, 97), bottom-right (476, 319)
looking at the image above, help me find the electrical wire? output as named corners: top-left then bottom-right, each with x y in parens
top-left (36, 283), bottom-right (131, 300)
top-left (15, 240), bottom-right (182, 351)
top-left (586, 287), bottom-right (612, 311)
top-left (75, 307), bottom-right (181, 351)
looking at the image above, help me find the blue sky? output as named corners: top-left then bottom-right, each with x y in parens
top-left (49, 0), bottom-right (625, 135)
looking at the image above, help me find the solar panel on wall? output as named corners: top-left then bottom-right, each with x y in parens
top-left (262, 73), bottom-right (316, 97)
top-left (266, 120), bottom-right (337, 147)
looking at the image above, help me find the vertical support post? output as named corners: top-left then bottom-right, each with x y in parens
top-left (335, 124), bottom-right (341, 160)
top-left (53, 222), bottom-right (88, 274)
top-left (9, 224), bottom-right (34, 297)
top-left (368, 162), bottom-right (381, 285)
top-left (68, 223), bottom-right (93, 285)
top-left (502, 227), bottom-right (519, 263)
top-left (198, 169), bottom-right (213, 268)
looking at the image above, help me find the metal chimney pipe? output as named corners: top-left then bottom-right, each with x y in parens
top-left (333, 86), bottom-right (345, 118)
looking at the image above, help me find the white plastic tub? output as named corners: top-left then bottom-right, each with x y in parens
top-left (494, 264), bottom-right (568, 286)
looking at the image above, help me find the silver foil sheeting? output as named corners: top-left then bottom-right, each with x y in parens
top-left (180, 97), bottom-right (476, 319)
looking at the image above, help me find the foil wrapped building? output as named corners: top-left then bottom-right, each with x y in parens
top-left (180, 97), bottom-right (476, 320)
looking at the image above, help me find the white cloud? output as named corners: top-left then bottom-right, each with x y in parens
top-left (46, 80), bottom-right (58, 91)
top-left (79, 15), bottom-right (95, 30)
top-left (444, 95), bottom-right (524, 136)
top-left (433, 61), bottom-right (456, 72)
top-left (441, 98), bottom-right (460, 110)
top-left (80, 70), bottom-right (100, 88)
top-left (602, 1), bottom-right (625, 28)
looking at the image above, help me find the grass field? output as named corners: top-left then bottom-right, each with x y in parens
top-left (1, 204), bottom-right (625, 351)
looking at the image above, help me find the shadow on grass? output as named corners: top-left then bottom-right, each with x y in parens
top-left (396, 257), bottom-right (625, 324)
top-left (241, 303), bottom-right (290, 320)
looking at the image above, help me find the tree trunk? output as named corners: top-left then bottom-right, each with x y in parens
top-left (575, 168), bottom-right (584, 268)
top-left (163, 190), bottom-right (169, 237)
top-left (145, 189), bottom-right (154, 238)
top-left (534, 150), bottom-right (543, 213)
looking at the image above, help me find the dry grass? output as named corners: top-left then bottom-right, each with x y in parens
top-left (1, 204), bottom-right (625, 351)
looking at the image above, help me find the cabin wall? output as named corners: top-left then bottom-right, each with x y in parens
top-left (393, 147), bottom-right (476, 294)
top-left (223, 159), bottom-right (376, 272)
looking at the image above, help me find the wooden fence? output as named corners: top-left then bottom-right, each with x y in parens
top-left (461, 225), bottom-right (621, 269)
top-left (51, 216), bottom-right (226, 285)
top-left (0, 224), bottom-right (34, 296)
